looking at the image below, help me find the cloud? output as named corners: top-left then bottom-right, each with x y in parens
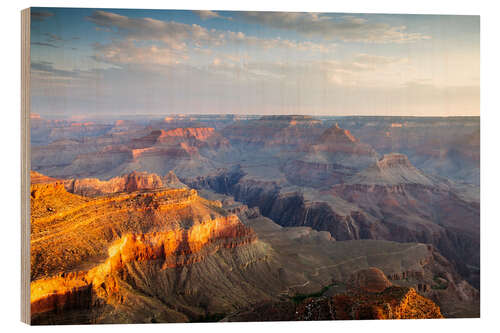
top-left (30, 61), bottom-right (85, 84)
top-left (240, 12), bottom-right (431, 43)
top-left (31, 10), bottom-right (54, 22)
top-left (87, 10), bottom-right (338, 53)
top-left (43, 33), bottom-right (62, 41)
top-left (87, 10), bottom-right (215, 50)
top-left (195, 10), bottom-right (228, 20)
top-left (86, 10), bottom-right (338, 68)
top-left (198, 51), bottom-right (406, 87)
top-left (92, 40), bottom-right (188, 66)
top-left (207, 56), bottom-right (286, 81)
top-left (31, 61), bottom-right (102, 93)
top-left (32, 33), bottom-right (67, 49)
top-left (31, 42), bottom-right (58, 48)
top-left (226, 31), bottom-right (336, 52)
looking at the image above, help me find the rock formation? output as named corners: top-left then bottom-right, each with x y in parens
top-left (30, 172), bottom-right (478, 323)
top-left (64, 171), bottom-right (164, 196)
top-left (346, 153), bottom-right (434, 185)
top-left (282, 124), bottom-right (379, 187)
top-left (186, 160), bottom-right (480, 289)
top-left (30, 171), bottom-right (60, 184)
top-left (295, 287), bottom-right (443, 320)
top-left (31, 170), bottom-right (187, 197)
top-left (348, 268), bottom-right (393, 293)
top-left (221, 115), bottom-right (324, 148)
top-left (28, 114), bottom-right (480, 323)
top-left (30, 179), bottom-right (266, 324)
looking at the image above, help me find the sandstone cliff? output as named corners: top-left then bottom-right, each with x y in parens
top-left (30, 180), bottom-right (267, 324)
top-left (64, 171), bottom-right (164, 196)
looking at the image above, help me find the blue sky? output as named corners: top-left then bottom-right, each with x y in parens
top-left (30, 7), bottom-right (479, 118)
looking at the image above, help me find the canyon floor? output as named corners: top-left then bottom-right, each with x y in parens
top-left (29, 114), bottom-right (480, 323)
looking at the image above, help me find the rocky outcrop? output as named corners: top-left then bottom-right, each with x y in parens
top-left (30, 170), bottom-right (188, 198)
top-left (31, 182), bottom-right (67, 200)
top-left (311, 123), bottom-right (376, 156)
top-left (163, 170), bottom-right (188, 189)
top-left (130, 127), bottom-right (225, 150)
top-left (30, 182), bottom-right (212, 280)
top-left (64, 171), bottom-right (164, 196)
top-left (348, 268), bottom-right (393, 293)
top-left (30, 181), bottom-right (265, 324)
top-left (346, 153), bottom-right (434, 185)
top-left (280, 124), bottom-right (379, 187)
top-left (295, 287), bottom-right (443, 320)
top-left (319, 123), bottom-right (359, 144)
top-left (156, 127), bottom-right (216, 142)
top-left (30, 171), bottom-right (60, 184)
top-left (377, 153), bottom-right (414, 169)
top-left (30, 215), bottom-right (256, 319)
top-left (31, 123), bottom-right (229, 179)
top-left (31, 276), bottom-right (92, 319)
top-left (225, 285), bottom-right (443, 321)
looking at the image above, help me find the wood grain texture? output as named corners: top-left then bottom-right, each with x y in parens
top-left (21, 7), bottom-right (31, 325)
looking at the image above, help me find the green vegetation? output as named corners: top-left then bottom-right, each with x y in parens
top-left (290, 284), bottom-right (335, 304)
top-left (431, 276), bottom-right (448, 290)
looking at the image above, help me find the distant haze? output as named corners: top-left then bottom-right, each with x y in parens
top-left (30, 8), bottom-right (479, 117)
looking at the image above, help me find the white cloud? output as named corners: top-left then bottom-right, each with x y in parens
top-left (87, 10), bottom-right (219, 50)
top-left (226, 31), bottom-right (336, 52)
top-left (205, 52), bottom-right (407, 83)
top-left (87, 11), bottom-right (340, 69)
top-left (88, 11), bottom-right (337, 56)
top-left (240, 12), bottom-right (432, 43)
top-left (92, 40), bottom-right (188, 66)
top-left (197, 10), bottom-right (220, 20)
top-left (195, 10), bottom-right (231, 21)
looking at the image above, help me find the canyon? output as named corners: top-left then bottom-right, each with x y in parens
top-left (29, 114), bottom-right (480, 323)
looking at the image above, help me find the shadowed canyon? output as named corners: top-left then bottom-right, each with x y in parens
top-left (30, 114), bottom-right (480, 323)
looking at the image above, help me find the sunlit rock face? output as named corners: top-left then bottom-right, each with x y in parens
top-left (294, 287), bottom-right (443, 320)
top-left (224, 286), bottom-right (444, 322)
top-left (314, 123), bottom-right (374, 155)
top-left (30, 216), bottom-right (257, 319)
top-left (32, 169), bottom-right (187, 197)
top-left (64, 171), bottom-right (164, 196)
top-left (30, 178), bottom-right (262, 324)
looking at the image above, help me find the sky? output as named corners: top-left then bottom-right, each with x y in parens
top-left (30, 7), bottom-right (480, 117)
